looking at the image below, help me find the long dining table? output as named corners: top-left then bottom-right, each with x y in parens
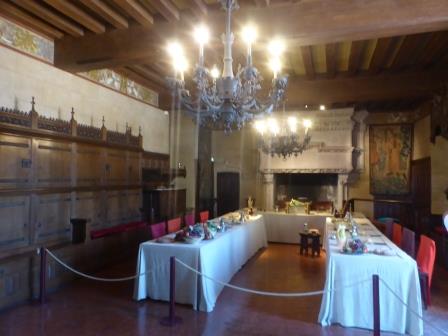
top-left (318, 216), bottom-right (423, 336)
top-left (133, 214), bottom-right (267, 312)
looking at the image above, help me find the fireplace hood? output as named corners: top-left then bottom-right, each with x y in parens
top-left (259, 108), bottom-right (367, 210)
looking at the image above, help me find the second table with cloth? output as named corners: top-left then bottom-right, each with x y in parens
top-left (318, 216), bottom-right (423, 336)
top-left (134, 214), bottom-right (267, 312)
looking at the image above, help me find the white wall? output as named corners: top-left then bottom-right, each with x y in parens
top-left (0, 46), bottom-right (169, 153)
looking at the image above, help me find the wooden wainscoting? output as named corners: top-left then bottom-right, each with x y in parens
top-left (0, 101), bottom-right (168, 309)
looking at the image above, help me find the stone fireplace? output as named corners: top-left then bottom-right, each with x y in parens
top-left (259, 108), bottom-right (367, 210)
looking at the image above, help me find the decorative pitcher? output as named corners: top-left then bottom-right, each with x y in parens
top-left (336, 224), bottom-right (347, 249)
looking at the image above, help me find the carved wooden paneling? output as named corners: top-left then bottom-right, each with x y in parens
top-left (0, 196), bottom-right (30, 250)
top-left (0, 134), bottom-right (32, 189)
top-left (35, 140), bottom-right (72, 187)
top-left (34, 193), bottom-right (71, 244)
top-left (127, 189), bottom-right (142, 222)
top-left (74, 192), bottom-right (104, 229)
top-left (106, 191), bottom-right (127, 227)
top-left (76, 144), bottom-right (103, 186)
top-left (128, 152), bottom-right (141, 184)
top-left (0, 258), bottom-right (30, 309)
top-left (105, 149), bottom-right (126, 185)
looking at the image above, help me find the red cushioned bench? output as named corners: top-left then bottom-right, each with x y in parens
top-left (90, 221), bottom-right (147, 240)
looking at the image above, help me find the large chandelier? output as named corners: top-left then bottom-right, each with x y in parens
top-left (254, 114), bottom-right (312, 159)
top-left (166, 0), bottom-right (288, 133)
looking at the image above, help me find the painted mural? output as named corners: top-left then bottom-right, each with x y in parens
top-left (369, 124), bottom-right (413, 195)
top-left (0, 17), bottom-right (158, 106)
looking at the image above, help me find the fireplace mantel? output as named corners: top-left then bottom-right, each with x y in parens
top-left (259, 108), bottom-right (367, 210)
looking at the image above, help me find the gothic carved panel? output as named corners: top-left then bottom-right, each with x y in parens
top-left (128, 152), bottom-right (141, 184)
top-left (76, 144), bottom-right (103, 186)
top-left (0, 196), bottom-right (30, 250)
top-left (34, 193), bottom-right (71, 244)
top-left (35, 140), bottom-right (72, 186)
top-left (105, 191), bottom-right (127, 227)
top-left (105, 150), bottom-right (127, 185)
top-left (0, 134), bottom-right (32, 189)
top-left (74, 192), bottom-right (104, 230)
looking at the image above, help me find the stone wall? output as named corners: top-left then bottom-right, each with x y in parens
top-left (0, 46), bottom-right (169, 153)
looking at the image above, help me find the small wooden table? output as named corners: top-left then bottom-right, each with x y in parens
top-left (299, 231), bottom-right (321, 257)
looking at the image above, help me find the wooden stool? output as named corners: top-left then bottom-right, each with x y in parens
top-left (310, 232), bottom-right (321, 257)
top-left (299, 232), bottom-right (310, 255)
top-left (299, 232), bottom-right (321, 257)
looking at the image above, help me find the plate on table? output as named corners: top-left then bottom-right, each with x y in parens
top-left (156, 236), bottom-right (175, 244)
top-left (183, 236), bottom-right (203, 244)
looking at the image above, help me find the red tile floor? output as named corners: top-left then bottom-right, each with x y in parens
top-left (0, 243), bottom-right (447, 335)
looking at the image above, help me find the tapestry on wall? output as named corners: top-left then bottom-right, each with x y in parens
top-left (369, 124), bottom-right (412, 195)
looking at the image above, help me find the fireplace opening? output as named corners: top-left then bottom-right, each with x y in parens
top-left (275, 173), bottom-right (337, 211)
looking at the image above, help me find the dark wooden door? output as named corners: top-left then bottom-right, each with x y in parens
top-left (217, 172), bottom-right (240, 216)
top-left (411, 157), bottom-right (431, 235)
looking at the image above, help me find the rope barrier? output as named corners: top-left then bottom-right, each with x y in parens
top-left (45, 248), bottom-right (153, 282)
top-left (379, 278), bottom-right (448, 336)
top-left (175, 257), bottom-right (370, 297)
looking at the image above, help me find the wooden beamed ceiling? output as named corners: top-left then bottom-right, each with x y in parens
top-left (1, 0), bottom-right (448, 111)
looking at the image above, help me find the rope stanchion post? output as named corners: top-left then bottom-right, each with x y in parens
top-left (372, 274), bottom-right (380, 336)
top-left (160, 256), bottom-right (182, 327)
top-left (39, 247), bottom-right (47, 304)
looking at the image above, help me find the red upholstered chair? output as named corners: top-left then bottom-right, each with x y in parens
top-left (199, 211), bottom-right (209, 223)
top-left (401, 227), bottom-right (415, 258)
top-left (392, 223), bottom-right (402, 246)
top-left (417, 235), bottom-right (436, 309)
top-left (184, 213), bottom-right (195, 227)
top-left (167, 217), bottom-right (181, 233)
top-left (150, 222), bottom-right (166, 239)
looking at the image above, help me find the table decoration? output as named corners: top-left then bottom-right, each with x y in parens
top-left (342, 238), bottom-right (367, 254)
top-left (336, 223), bottom-right (347, 249)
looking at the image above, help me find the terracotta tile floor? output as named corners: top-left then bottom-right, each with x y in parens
top-left (0, 243), bottom-right (447, 336)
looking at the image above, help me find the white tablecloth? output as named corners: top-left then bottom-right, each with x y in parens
top-left (133, 215), bottom-right (267, 312)
top-left (263, 211), bottom-right (330, 244)
top-left (318, 217), bottom-right (423, 336)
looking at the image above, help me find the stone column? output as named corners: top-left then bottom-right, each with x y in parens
top-left (262, 173), bottom-right (274, 211)
top-left (337, 174), bottom-right (349, 210)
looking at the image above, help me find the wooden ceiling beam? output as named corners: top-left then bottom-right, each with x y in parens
top-left (300, 46), bottom-right (315, 80)
top-left (111, 0), bottom-right (154, 26)
top-left (390, 33), bottom-right (431, 70)
top-left (348, 40), bottom-right (366, 75)
top-left (254, 0), bottom-right (270, 8)
top-left (114, 66), bottom-right (168, 95)
top-left (0, 1), bottom-right (64, 39)
top-left (284, 69), bottom-right (448, 108)
top-left (131, 65), bottom-right (167, 87)
top-left (43, 0), bottom-right (105, 34)
top-left (54, 0), bottom-right (448, 72)
top-left (325, 43), bottom-right (337, 78)
top-left (188, 0), bottom-right (208, 18)
top-left (147, 0), bottom-right (180, 22)
top-left (12, 0), bottom-right (84, 37)
top-left (368, 37), bottom-right (399, 74)
top-left (79, 0), bottom-right (129, 29)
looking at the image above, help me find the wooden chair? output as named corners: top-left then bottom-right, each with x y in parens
top-left (401, 227), bottom-right (415, 258)
top-left (184, 213), bottom-right (195, 227)
top-left (376, 217), bottom-right (394, 239)
top-left (167, 217), bottom-right (181, 233)
top-left (417, 235), bottom-right (436, 309)
top-left (150, 222), bottom-right (166, 239)
top-left (199, 211), bottom-right (209, 223)
top-left (392, 223), bottom-right (402, 246)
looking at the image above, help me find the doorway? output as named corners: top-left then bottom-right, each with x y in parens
top-left (217, 172), bottom-right (240, 216)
